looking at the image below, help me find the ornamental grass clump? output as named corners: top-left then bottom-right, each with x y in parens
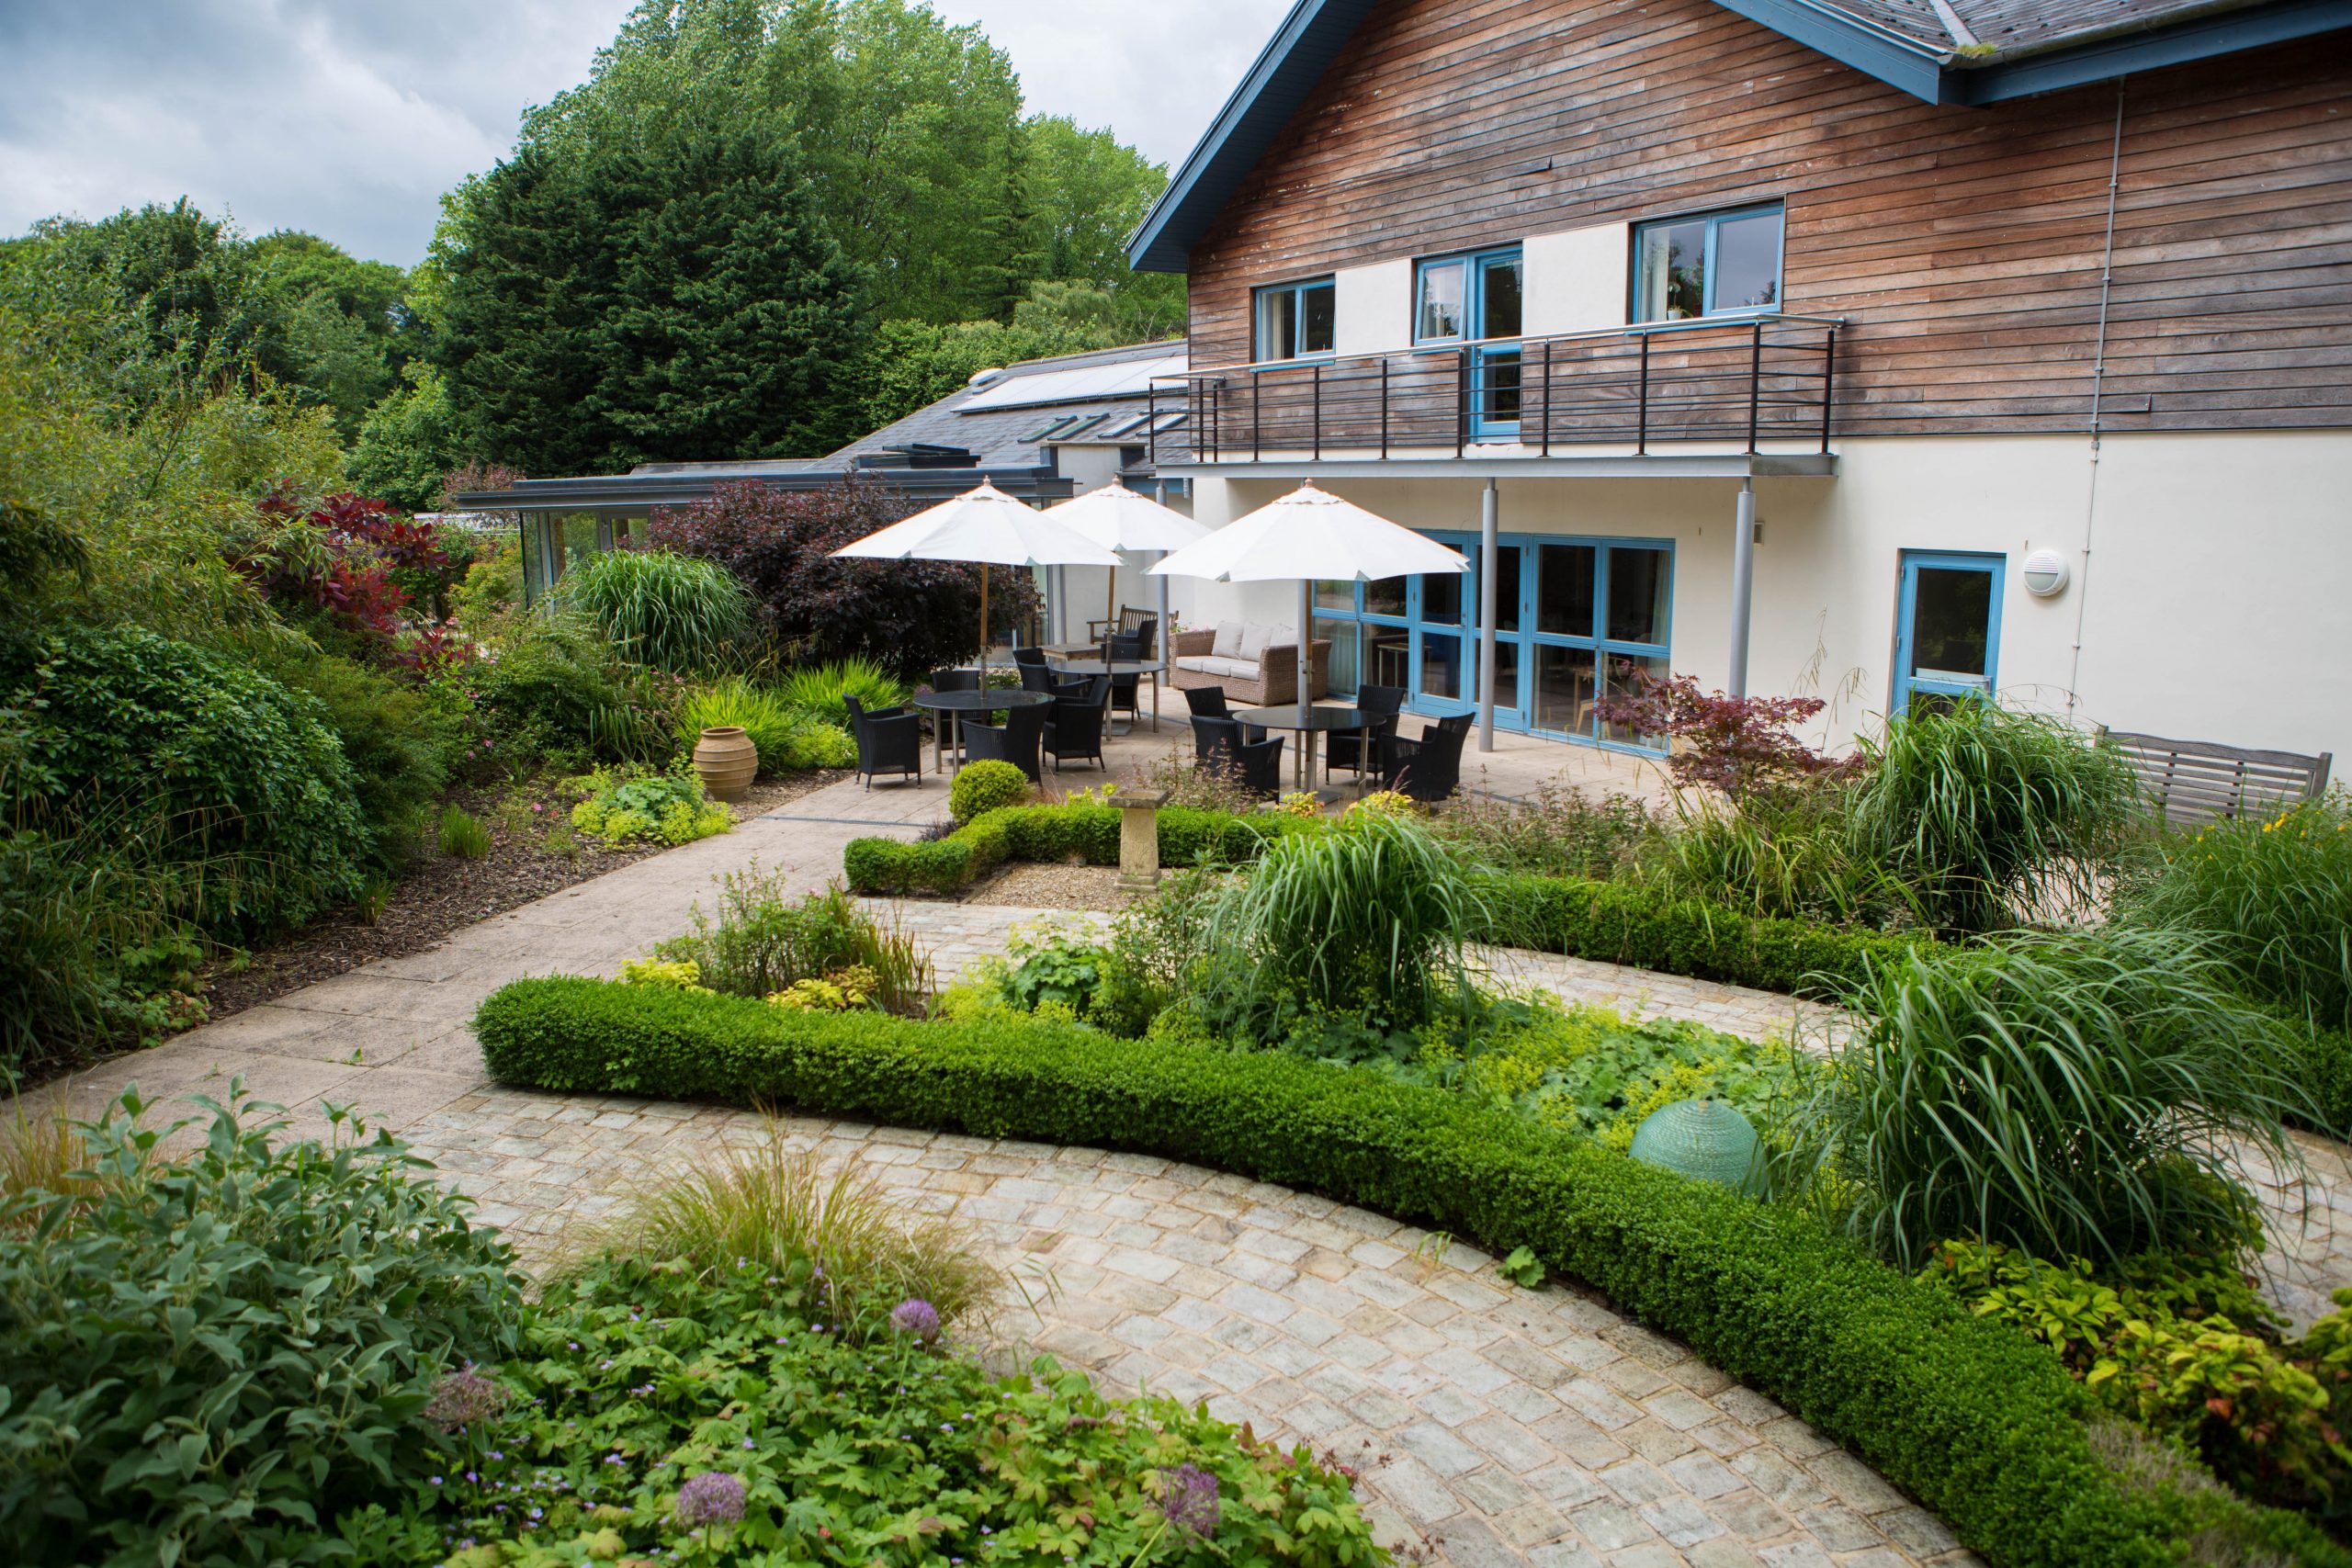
top-left (1846, 700), bottom-right (2142, 934)
top-left (1204, 804), bottom-right (1486, 1032)
top-left (558, 547), bottom-right (755, 673)
top-left (775, 656), bottom-right (910, 729)
top-left (1779, 926), bottom-right (2315, 1271)
top-left (2118, 794), bottom-right (2352, 1033)
top-left (571, 1126), bottom-right (1004, 1336)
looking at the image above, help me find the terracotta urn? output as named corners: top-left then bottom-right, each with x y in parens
top-left (692, 726), bottom-right (758, 802)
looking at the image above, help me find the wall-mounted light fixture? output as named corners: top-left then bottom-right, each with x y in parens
top-left (2022, 548), bottom-right (2070, 598)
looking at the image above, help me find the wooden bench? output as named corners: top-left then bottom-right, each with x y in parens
top-left (2098, 728), bottom-right (2333, 828)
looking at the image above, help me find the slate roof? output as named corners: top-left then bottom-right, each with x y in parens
top-left (1814, 0), bottom-right (2295, 58)
top-left (453, 340), bottom-right (1192, 513)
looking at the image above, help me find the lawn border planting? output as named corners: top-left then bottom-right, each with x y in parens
top-left (473, 977), bottom-right (2348, 1568)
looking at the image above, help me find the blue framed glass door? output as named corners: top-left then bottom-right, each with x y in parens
top-left (1415, 248), bottom-right (1523, 440)
top-left (1894, 551), bottom-right (2003, 714)
top-left (1315, 534), bottom-right (1673, 750)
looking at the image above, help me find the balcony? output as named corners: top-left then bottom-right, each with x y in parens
top-left (1148, 313), bottom-right (1842, 478)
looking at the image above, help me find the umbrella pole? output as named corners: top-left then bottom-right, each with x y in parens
top-left (978, 563), bottom-right (990, 688)
top-left (1106, 558), bottom-right (1118, 652)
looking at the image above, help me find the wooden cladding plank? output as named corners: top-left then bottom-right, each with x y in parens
top-left (1180, 0), bottom-right (2352, 434)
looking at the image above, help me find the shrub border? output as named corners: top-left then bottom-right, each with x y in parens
top-left (475, 979), bottom-right (2346, 1568)
top-left (842, 803), bottom-right (1930, 997)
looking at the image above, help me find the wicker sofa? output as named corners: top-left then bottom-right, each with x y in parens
top-left (1169, 621), bottom-right (1330, 707)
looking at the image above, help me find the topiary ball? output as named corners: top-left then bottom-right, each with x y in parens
top-left (950, 759), bottom-right (1031, 825)
top-left (1628, 1099), bottom-right (1763, 1195)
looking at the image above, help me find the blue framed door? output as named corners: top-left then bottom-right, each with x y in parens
top-left (1415, 248), bottom-right (1524, 441)
top-left (1894, 551), bottom-right (2003, 714)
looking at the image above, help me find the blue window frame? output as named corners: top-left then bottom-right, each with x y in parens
top-left (1254, 276), bottom-right (1335, 362)
top-left (1893, 550), bottom-right (2004, 715)
top-left (1414, 247), bottom-right (1523, 439)
top-left (1632, 203), bottom-right (1783, 322)
top-left (1313, 534), bottom-right (1674, 751)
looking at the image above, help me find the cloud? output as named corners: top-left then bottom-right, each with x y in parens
top-left (0, 0), bottom-right (1272, 267)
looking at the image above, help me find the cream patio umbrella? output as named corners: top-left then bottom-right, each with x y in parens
top-left (830, 480), bottom-right (1120, 684)
top-left (1149, 480), bottom-right (1468, 710)
top-left (1040, 481), bottom-right (1213, 651)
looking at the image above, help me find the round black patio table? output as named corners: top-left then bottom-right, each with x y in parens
top-left (1045, 657), bottom-right (1163, 733)
top-left (1233, 704), bottom-right (1371, 797)
top-left (911, 688), bottom-right (1052, 774)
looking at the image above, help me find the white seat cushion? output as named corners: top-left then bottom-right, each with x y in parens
top-left (1178, 654), bottom-right (1260, 680)
top-left (1264, 623), bottom-right (1298, 650)
top-left (1236, 623), bottom-right (1273, 660)
top-left (1211, 620), bottom-right (1247, 659)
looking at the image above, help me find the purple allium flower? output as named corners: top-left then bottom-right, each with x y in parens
top-left (1161, 1464), bottom-right (1220, 1540)
top-left (889, 1299), bottom-right (941, 1346)
top-left (675, 1472), bottom-right (747, 1529)
top-left (423, 1364), bottom-right (508, 1433)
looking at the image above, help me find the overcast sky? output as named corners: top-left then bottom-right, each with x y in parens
top-left (0, 0), bottom-right (1272, 266)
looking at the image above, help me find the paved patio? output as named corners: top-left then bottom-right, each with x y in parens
top-left (13, 722), bottom-right (2341, 1563)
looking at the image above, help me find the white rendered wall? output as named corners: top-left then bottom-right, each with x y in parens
top-left (1181, 431), bottom-right (2352, 760)
top-left (1333, 260), bottom-right (1413, 357)
top-left (1522, 224), bottom-right (1630, 336)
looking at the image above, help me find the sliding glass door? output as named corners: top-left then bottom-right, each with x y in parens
top-left (1315, 534), bottom-right (1675, 750)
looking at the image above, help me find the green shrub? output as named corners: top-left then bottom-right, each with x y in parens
top-left (1642, 784), bottom-right (1924, 931)
top-left (423, 1250), bottom-right (1378, 1565)
top-left (6, 623), bottom-right (368, 932)
top-left (2117, 795), bottom-right (2352, 1033)
top-left (774, 655), bottom-right (910, 728)
top-left (950, 758), bottom-right (1031, 824)
top-left (437, 804), bottom-right (492, 859)
top-left (1438, 779), bottom-right (1659, 878)
top-left (842, 802), bottom-right (1307, 896)
top-left (1927, 1239), bottom-right (2352, 1528)
top-left (466, 610), bottom-right (673, 771)
top-left (675, 676), bottom-right (857, 775)
top-left (1848, 703), bottom-right (2142, 934)
top-left (252, 648), bottom-right (456, 871)
top-left (474, 979), bottom-right (2348, 1568)
top-left (556, 547), bottom-right (755, 672)
top-left (0, 810), bottom-right (208, 1075)
top-left (0, 1084), bottom-right (524, 1568)
top-left (1477, 871), bottom-right (1931, 995)
top-left (653, 871), bottom-right (932, 1014)
top-left (570, 765), bottom-right (730, 847)
top-left (1780, 927), bottom-right (2314, 1272)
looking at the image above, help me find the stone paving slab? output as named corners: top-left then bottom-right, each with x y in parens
top-left (392, 1091), bottom-right (1976, 1568)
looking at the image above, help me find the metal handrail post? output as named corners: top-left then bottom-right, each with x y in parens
top-left (1820, 327), bottom-right (1838, 453)
top-left (1747, 321), bottom-right (1764, 454)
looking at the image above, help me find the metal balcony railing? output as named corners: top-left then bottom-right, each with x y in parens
top-left (1148, 312), bottom-right (1841, 467)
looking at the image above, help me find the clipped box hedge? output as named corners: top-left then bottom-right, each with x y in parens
top-left (1477, 872), bottom-right (1933, 998)
top-left (842, 803), bottom-right (1310, 896)
top-left (843, 802), bottom-right (1930, 997)
top-left (476, 978), bottom-right (2345, 1568)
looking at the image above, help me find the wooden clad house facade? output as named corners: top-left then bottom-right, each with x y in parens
top-left (1130, 0), bottom-right (2352, 760)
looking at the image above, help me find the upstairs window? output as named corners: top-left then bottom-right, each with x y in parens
top-left (1413, 248), bottom-right (1521, 344)
top-left (1633, 205), bottom-right (1782, 321)
top-left (1255, 277), bottom-right (1335, 361)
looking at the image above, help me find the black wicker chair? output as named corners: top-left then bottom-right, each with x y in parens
top-left (1328, 683), bottom-right (1406, 778)
top-left (1044, 677), bottom-right (1109, 772)
top-left (843, 694), bottom-right (922, 790)
top-left (1381, 712), bottom-right (1473, 804)
top-left (1183, 685), bottom-right (1231, 721)
top-left (1104, 630), bottom-right (1147, 725)
top-left (1191, 715), bottom-right (1241, 767)
top-left (961, 702), bottom-right (1046, 783)
top-left (1228, 733), bottom-right (1285, 797)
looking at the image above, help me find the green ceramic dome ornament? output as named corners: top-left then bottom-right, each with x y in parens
top-left (1628, 1098), bottom-right (1762, 1195)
